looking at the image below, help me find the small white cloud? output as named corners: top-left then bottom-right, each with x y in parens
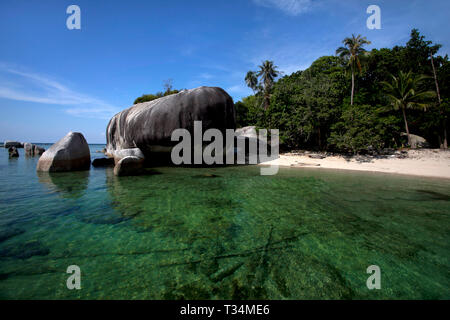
top-left (252, 0), bottom-right (312, 16)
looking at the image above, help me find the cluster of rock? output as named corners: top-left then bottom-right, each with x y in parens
top-left (5, 141), bottom-right (45, 158)
top-left (35, 86), bottom-right (237, 176)
top-left (24, 143), bottom-right (45, 156)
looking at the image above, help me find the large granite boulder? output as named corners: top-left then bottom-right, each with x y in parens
top-left (106, 86), bottom-right (235, 163)
top-left (36, 132), bottom-right (91, 172)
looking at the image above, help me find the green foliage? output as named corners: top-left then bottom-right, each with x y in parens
top-left (133, 89), bottom-right (180, 104)
top-left (235, 28), bottom-right (449, 153)
top-left (328, 104), bottom-right (400, 154)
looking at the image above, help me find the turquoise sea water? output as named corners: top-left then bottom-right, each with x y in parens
top-left (0, 144), bottom-right (449, 299)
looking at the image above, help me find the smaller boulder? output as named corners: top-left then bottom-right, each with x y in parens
top-left (37, 132), bottom-right (91, 172)
top-left (8, 146), bottom-right (19, 158)
top-left (92, 157), bottom-right (115, 167)
top-left (113, 156), bottom-right (144, 176)
top-left (401, 133), bottom-right (430, 149)
top-left (24, 143), bottom-right (34, 156)
top-left (33, 145), bottom-right (45, 156)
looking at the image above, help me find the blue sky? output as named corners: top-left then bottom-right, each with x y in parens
top-left (1, 0), bottom-right (449, 143)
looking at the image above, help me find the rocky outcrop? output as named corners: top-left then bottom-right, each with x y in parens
top-left (36, 132), bottom-right (91, 172)
top-left (106, 86), bottom-right (235, 163)
top-left (4, 141), bottom-right (23, 148)
top-left (113, 156), bottom-right (144, 176)
top-left (23, 143), bottom-right (45, 156)
top-left (8, 146), bottom-right (19, 158)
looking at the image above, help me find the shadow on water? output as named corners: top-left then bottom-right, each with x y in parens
top-left (37, 170), bottom-right (90, 199)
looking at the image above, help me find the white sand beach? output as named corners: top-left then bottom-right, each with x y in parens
top-left (259, 149), bottom-right (450, 179)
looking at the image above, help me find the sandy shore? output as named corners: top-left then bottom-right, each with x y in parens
top-left (259, 149), bottom-right (450, 179)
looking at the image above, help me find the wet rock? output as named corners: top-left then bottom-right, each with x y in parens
top-left (36, 132), bottom-right (91, 172)
top-left (33, 145), bottom-right (45, 156)
top-left (113, 156), bottom-right (144, 176)
top-left (111, 148), bottom-right (145, 164)
top-left (24, 142), bottom-right (34, 156)
top-left (8, 146), bottom-right (19, 158)
top-left (92, 157), bottom-right (115, 167)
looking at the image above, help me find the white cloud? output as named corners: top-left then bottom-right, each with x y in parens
top-left (252, 0), bottom-right (313, 16)
top-left (0, 64), bottom-right (119, 120)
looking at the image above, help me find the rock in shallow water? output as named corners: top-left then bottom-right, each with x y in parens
top-left (92, 157), bottom-right (115, 167)
top-left (36, 132), bottom-right (91, 172)
top-left (8, 146), bottom-right (19, 158)
top-left (114, 156), bottom-right (144, 176)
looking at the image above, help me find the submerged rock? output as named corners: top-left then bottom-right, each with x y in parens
top-left (36, 132), bottom-right (91, 172)
top-left (8, 146), bottom-right (19, 158)
top-left (106, 86), bottom-right (235, 163)
top-left (92, 157), bottom-right (115, 167)
top-left (114, 156), bottom-right (144, 176)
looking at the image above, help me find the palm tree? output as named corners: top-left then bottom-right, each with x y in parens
top-left (382, 71), bottom-right (435, 146)
top-left (336, 34), bottom-right (371, 105)
top-left (256, 60), bottom-right (280, 110)
top-left (245, 71), bottom-right (259, 94)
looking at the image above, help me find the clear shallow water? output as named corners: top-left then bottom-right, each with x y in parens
top-left (0, 145), bottom-right (449, 299)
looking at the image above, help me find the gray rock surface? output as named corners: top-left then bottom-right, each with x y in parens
top-left (106, 86), bottom-right (235, 162)
top-left (33, 145), bottom-right (45, 156)
top-left (401, 133), bottom-right (430, 148)
top-left (113, 156), bottom-right (144, 176)
top-left (24, 142), bottom-right (33, 156)
top-left (36, 132), bottom-right (91, 172)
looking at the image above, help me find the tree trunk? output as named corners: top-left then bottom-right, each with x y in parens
top-left (430, 53), bottom-right (447, 149)
top-left (351, 70), bottom-right (355, 106)
top-left (402, 107), bottom-right (411, 147)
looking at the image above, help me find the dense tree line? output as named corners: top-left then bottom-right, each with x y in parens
top-left (236, 29), bottom-right (449, 154)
